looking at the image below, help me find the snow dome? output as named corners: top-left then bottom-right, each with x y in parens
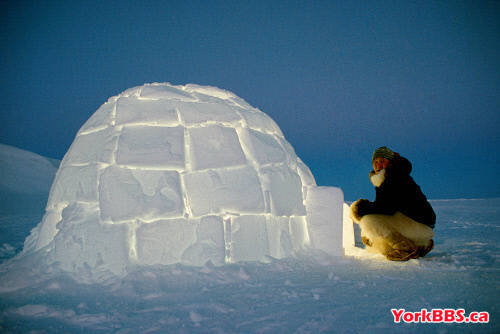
top-left (25, 83), bottom-right (345, 276)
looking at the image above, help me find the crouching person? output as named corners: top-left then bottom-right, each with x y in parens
top-left (350, 147), bottom-right (436, 261)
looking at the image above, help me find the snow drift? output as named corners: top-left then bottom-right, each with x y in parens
top-left (22, 83), bottom-right (347, 277)
top-left (0, 144), bottom-right (59, 214)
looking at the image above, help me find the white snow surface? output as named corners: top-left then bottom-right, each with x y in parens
top-left (0, 145), bottom-right (59, 260)
top-left (0, 145), bottom-right (498, 333)
top-left (18, 83), bottom-right (346, 277)
top-left (0, 143), bottom-right (58, 195)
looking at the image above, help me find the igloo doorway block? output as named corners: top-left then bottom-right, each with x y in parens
top-left (26, 83), bottom-right (346, 275)
top-left (305, 187), bottom-right (344, 255)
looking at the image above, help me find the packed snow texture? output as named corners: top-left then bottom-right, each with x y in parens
top-left (22, 83), bottom-right (345, 276)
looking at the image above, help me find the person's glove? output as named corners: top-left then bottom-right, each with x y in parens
top-left (350, 199), bottom-right (370, 222)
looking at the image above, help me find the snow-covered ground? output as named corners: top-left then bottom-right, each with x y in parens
top-left (0, 145), bottom-right (498, 333)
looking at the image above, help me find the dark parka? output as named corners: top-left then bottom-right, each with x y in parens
top-left (357, 155), bottom-right (436, 228)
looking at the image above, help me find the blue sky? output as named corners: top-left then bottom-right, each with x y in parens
top-left (1, 0), bottom-right (499, 200)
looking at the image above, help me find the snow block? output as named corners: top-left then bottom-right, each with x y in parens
top-left (260, 165), bottom-right (306, 216)
top-left (265, 216), bottom-right (293, 259)
top-left (230, 215), bottom-right (269, 262)
top-left (116, 126), bottom-right (185, 168)
top-left (99, 166), bottom-right (183, 222)
top-left (240, 111), bottom-right (283, 136)
top-left (178, 101), bottom-right (241, 125)
top-left (277, 137), bottom-right (299, 168)
top-left (63, 128), bottom-right (117, 166)
top-left (140, 84), bottom-right (196, 101)
top-left (51, 203), bottom-right (129, 276)
top-left (46, 164), bottom-right (99, 209)
top-left (184, 84), bottom-right (237, 101)
top-left (182, 216), bottom-right (225, 266)
top-left (183, 167), bottom-right (265, 217)
top-left (239, 129), bottom-right (286, 165)
top-left (342, 203), bottom-right (355, 250)
top-left (305, 186), bottom-right (344, 256)
top-left (78, 101), bottom-right (114, 134)
top-left (115, 97), bottom-right (180, 126)
top-left (297, 158), bottom-right (316, 187)
top-left (289, 216), bottom-right (310, 251)
top-left (136, 218), bottom-right (196, 266)
top-left (188, 125), bottom-right (246, 170)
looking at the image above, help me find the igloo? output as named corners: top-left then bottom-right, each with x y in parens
top-left (24, 83), bottom-right (347, 276)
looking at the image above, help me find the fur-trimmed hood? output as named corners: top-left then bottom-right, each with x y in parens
top-left (369, 156), bottom-right (413, 188)
top-left (370, 169), bottom-right (386, 187)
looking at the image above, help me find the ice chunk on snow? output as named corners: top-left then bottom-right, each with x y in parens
top-left (188, 125), bottom-right (246, 170)
top-left (115, 97), bottom-right (180, 126)
top-left (305, 186), bottom-right (344, 256)
top-left (99, 167), bottom-right (183, 222)
top-left (183, 167), bottom-right (265, 217)
top-left (116, 126), bottom-right (185, 168)
top-left (136, 218), bottom-right (196, 265)
top-left (260, 165), bottom-right (306, 216)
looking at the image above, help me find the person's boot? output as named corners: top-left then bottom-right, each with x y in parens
top-left (385, 248), bottom-right (419, 261)
top-left (386, 232), bottom-right (416, 251)
top-left (362, 236), bottom-right (372, 247)
top-left (417, 239), bottom-right (434, 258)
top-left (383, 232), bottom-right (419, 261)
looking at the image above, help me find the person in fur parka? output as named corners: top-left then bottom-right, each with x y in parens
top-left (350, 147), bottom-right (436, 261)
